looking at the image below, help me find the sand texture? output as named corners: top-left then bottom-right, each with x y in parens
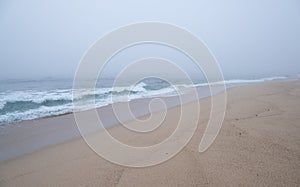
top-left (0, 81), bottom-right (299, 186)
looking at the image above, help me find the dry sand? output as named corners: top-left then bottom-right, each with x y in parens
top-left (0, 81), bottom-right (299, 186)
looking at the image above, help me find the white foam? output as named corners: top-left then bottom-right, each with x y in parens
top-left (0, 90), bottom-right (73, 104)
top-left (0, 101), bottom-right (5, 110)
top-left (131, 82), bottom-right (147, 92)
top-left (0, 75), bottom-right (289, 125)
top-left (0, 104), bottom-right (73, 124)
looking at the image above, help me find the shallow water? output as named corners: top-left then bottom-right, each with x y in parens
top-left (0, 76), bottom-right (288, 125)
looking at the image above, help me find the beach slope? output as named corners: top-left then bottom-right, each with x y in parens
top-left (0, 81), bottom-right (299, 186)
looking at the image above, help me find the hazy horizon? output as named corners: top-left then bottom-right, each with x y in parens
top-left (1, 0), bottom-right (300, 80)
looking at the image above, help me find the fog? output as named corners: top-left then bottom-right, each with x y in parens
top-left (0, 0), bottom-right (300, 80)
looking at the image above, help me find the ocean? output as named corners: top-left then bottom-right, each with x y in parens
top-left (0, 76), bottom-right (289, 126)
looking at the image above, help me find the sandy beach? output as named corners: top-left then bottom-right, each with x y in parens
top-left (0, 81), bottom-right (299, 186)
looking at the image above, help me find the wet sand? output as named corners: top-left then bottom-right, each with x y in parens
top-left (0, 81), bottom-right (299, 186)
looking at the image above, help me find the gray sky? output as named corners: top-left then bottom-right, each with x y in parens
top-left (0, 0), bottom-right (300, 80)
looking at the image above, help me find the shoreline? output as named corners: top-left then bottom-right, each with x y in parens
top-left (0, 79), bottom-right (297, 162)
top-left (0, 80), bottom-right (299, 186)
top-left (0, 77), bottom-right (295, 127)
top-left (0, 88), bottom-right (208, 161)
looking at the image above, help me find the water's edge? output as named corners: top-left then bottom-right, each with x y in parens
top-left (0, 79), bottom-right (296, 162)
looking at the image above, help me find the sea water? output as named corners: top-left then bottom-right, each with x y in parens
top-left (0, 76), bottom-right (288, 125)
